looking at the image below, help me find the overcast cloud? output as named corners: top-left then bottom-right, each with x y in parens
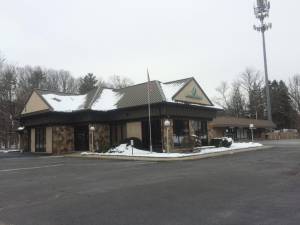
top-left (0, 0), bottom-right (299, 97)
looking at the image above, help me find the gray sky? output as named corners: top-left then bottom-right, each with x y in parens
top-left (0, 0), bottom-right (299, 97)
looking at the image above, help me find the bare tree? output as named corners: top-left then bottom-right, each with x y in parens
top-left (58, 70), bottom-right (79, 93)
top-left (108, 75), bottom-right (134, 89)
top-left (240, 68), bottom-right (265, 119)
top-left (45, 69), bottom-right (60, 92)
top-left (0, 54), bottom-right (5, 70)
top-left (289, 74), bottom-right (300, 112)
top-left (240, 68), bottom-right (263, 94)
top-left (0, 64), bottom-right (18, 148)
top-left (214, 81), bottom-right (230, 110)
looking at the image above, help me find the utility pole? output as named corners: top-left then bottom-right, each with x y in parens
top-left (253, 0), bottom-right (273, 121)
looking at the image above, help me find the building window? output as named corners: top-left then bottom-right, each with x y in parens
top-left (35, 127), bottom-right (46, 152)
top-left (141, 119), bottom-right (162, 151)
top-left (173, 120), bottom-right (190, 147)
top-left (191, 120), bottom-right (208, 145)
top-left (110, 123), bottom-right (126, 146)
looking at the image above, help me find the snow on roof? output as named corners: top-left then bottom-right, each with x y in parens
top-left (160, 82), bottom-right (186, 102)
top-left (91, 89), bottom-right (123, 111)
top-left (42, 94), bottom-right (86, 112)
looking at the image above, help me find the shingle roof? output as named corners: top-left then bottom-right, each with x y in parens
top-left (210, 116), bottom-right (276, 129)
top-left (116, 81), bottom-right (165, 108)
top-left (34, 77), bottom-right (217, 112)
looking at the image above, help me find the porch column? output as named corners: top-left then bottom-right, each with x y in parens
top-left (30, 128), bottom-right (35, 153)
top-left (46, 127), bottom-right (53, 153)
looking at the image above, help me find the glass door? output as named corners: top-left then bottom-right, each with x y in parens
top-left (35, 127), bottom-right (46, 152)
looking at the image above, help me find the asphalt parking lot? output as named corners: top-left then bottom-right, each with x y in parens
top-left (0, 140), bottom-right (300, 225)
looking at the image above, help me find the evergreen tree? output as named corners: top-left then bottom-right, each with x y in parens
top-left (270, 80), bottom-right (297, 129)
top-left (79, 73), bottom-right (98, 94)
top-left (228, 82), bottom-right (246, 117)
top-left (28, 66), bottom-right (46, 89)
top-left (248, 83), bottom-right (265, 119)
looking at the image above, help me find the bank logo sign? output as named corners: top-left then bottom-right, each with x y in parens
top-left (186, 86), bottom-right (203, 100)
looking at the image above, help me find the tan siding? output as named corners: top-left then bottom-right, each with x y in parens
top-left (174, 80), bottom-right (211, 105)
top-left (46, 127), bottom-right (52, 153)
top-left (126, 122), bottom-right (142, 140)
top-left (22, 91), bottom-right (49, 114)
top-left (31, 128), bottom-right (35, 152)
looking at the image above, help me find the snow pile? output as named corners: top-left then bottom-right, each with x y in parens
top-left (42, 94), bottom-right (86, 112)
top-left (160, 82), bottom-right (186, 102)
top-left (81, 142), bottom-right (263, 158)
top-left (0, 149), bottom-right (20, 153)
top-left (91, 89), bottom-right (123, 111)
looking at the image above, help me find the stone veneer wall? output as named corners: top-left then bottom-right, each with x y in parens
top-left (52, 126), bottom-right (74, 154)
top-left (89, 124), bottom-right (110, 152)
top-left (161, 119), bottom-right (174, 152)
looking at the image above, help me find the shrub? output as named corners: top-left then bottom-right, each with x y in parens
top-left (210, 137), bottom-right (233, 148)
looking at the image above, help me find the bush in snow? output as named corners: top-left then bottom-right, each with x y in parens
top-left (210, 137), bottom-right (233, 148)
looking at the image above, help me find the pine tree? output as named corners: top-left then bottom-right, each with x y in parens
top-left (79, 73), bottom-right (98, 94)
top-left (270, 80), bottom-right (297, 129)
top-left (28, 66), bottom-right (46, 89)
top-left (228, 82), bottom-right (246, 117)
top-left (248, 83), bottom-right (265, 119)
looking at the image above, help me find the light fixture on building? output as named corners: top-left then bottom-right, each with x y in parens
top-left (90, 126), bottom-right (95, 152)
top-left (249, 124), bottom-right (255, 142)
top-left (17, 126), bottom-right (25, 131)
top-left (17, 126), bottom-right (25, 151)
top-left (164, 119), bottom-right (171, 128)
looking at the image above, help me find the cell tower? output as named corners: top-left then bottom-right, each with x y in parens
top-left (253, 0), bottom-right (272, 121)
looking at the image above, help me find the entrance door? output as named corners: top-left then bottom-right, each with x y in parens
top-left (35, 127), bottom-right (46, 152)
top-left (74, 126), bottom-right (89, 151)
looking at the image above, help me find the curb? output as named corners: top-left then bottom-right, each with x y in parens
top-left (64, 146), bottom-right (272, 162)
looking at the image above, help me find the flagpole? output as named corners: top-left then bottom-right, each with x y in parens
top-left (147, 69), bottom-right (153, 153)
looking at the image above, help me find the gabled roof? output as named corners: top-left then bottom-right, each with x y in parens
top-left (25, 77), bottom-right (220, 113)
top-left (159, 78), bottom-right (192, 102)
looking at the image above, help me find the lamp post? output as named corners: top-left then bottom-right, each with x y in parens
top-left (164, 119), bottom-right (171, 153)
top-left (249, 124), bottom-right (255, 142)
top-left (90, 126), bottom-right (95, 152)
top-left (17, 126), bottom-right (25, 151)
top-left (253, 0), bottom-right (273, 122)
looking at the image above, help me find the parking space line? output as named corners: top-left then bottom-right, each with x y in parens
top-left (0, 164), bottom-right (64, 172)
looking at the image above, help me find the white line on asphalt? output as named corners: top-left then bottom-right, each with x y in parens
top-left (0, 164), bottom-right (64, 172)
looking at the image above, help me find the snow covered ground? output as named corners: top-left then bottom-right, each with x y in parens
top-left (0, 149), bottom-right (20, 153)
top-left (81, 142), bottom-right (263, 158)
